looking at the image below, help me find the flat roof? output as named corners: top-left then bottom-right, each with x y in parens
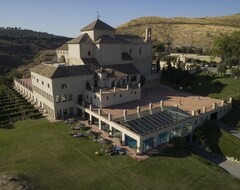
top-left (114, 107), bottom-right (191, 135)
top-left (101, 85), bottom-right (223, 120)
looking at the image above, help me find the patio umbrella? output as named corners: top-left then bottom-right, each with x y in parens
top-left (75, 123), bottom-right (81, 127)
top-left (97, 138), bottom-right (112, 151)
top-left (72, 123), bottom-right (84, 130)
top-left (97, 138), bottom-right (112, 144)
top-left (85, 130), bottom-right (100, 140)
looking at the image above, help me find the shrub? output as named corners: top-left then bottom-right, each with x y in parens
top-left (170, 137), bottom-right (191, 150)
top-left (29, 112), bottom-right (42, 119)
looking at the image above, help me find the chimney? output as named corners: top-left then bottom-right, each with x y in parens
top-left (202, 106), bottom-right (206, 113)
top-left (149, 103), bottom-right (153, 114)
top-left (212, 103), bottom-right (216, 110)
top-left (108, 113), bottom-right (112, 121)
top-left (221, 100), bottom-right (224, 106)
top-left (137, 106), bottom-right (141, 118)
top-left (160, 100), bottom-right (163, 107)
top-left (98, 109), bottom-right (101, 116)
top-left (192, 110), bottom-right (195, 116)
top-left (123, 110), bottom-right (127, 121)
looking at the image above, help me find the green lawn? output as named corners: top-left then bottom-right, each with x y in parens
top-left (187, 73), bottom-right (240, 100)
top-left (218, 129), bottom-right (240, 160)
top-left (187, 73), bottom-right (240, 130)
top-left (194, 121), bottom-right (240, 160)
top-left (0, 119), bottom-right (240, 190)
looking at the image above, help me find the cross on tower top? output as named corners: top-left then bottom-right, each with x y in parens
top-left (97, 11), bottom-right (101, 20)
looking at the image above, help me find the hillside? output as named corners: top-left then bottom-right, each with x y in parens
top-left (0, 27), bottom-right (70, 74)
top-left (116, 14), bottom-right (240, 49)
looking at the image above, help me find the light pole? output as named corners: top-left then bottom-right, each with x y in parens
top-left (179, 86), bottom-right (182, 105)
top-left (198, 82), bottom-right (201, 100)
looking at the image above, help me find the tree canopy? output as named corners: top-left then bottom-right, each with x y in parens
top-left (212, 31), bottom-right (240, 61)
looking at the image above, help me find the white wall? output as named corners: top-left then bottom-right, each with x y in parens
top-left (68, 44), bottom-right (82, 65)
top-left (121, 43), bottom-right (152, 75)
top-left (52, 74), bottom-right (93, 117)
top-left (14, 80), bottom-right (34, 101)
top-left (97, 44), bottom-right (122, 65)
top-left (80, 43), bottom-right (95, 58)
top-left (31, 72), bottom-right (55, 116)
top-left (84, 87), bottom-right (141, 108)
top-left (56, 50), bottom-right (69, 64)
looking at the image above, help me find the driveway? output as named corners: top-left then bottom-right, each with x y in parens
top-left (193, 145), bottom-right (240, 179)
top-left (213, 120), bottom-right (240, 140)
top-left (193, 120), bottom-right (240, 179)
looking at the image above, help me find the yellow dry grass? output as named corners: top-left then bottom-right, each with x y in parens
top-left (116, 14), bottom-right (240, 49)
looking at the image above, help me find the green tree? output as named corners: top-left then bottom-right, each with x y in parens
top-left (217, 63), bottom-right (227, 75)
top-left (231, 67), bottom-right (240, 78)
top-left (156, 58), bottom-right (160, 72)
top-left (212, 31), bottom-right (240, 60)
top-left (155, 43), bottom-right (165, 52)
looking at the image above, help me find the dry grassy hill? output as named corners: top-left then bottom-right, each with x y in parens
top-left (116, 14), bottom-right (240, 49)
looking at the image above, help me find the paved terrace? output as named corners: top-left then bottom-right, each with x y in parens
top-left (97, 85), bottom-right (224, 120)
top-left (15, 78), bottom-right (33, 91)
top-left (86, 84), bottom-right (140, 95)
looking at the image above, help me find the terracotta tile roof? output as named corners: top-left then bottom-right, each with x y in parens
top-left (31, 64), bottom-right (94, 79)
top-left (103, 63), bottom-right (140, 77)
top-left (95, 35), bottom-right (122, 44)
top-left (67, 33), bottom-right (93, 44)
top-left (81, 19), bottom-right (116, 32)
top-left (116, 34), bottom-right (145, 44)
top-left (81, 58), bottom-right (101, 71)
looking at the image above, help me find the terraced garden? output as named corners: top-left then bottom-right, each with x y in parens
top-left (0, 84), bottom-right (41, 127)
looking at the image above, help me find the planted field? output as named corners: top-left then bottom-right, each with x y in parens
top-left (0, 84), bottom-right (41, 127)
top-left (0, 119), bottom-right (240, 190)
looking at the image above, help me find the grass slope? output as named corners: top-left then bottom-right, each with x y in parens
top-left (186, 73), bottom-right (240, 130)
top-left (195, 121), bottom-right (240, 160)
top-left (0, 118), bottom-right (240, 189)
top-left (116, 14), bottom-right (240, 49)
top-left (218, 129), bottom-right (240, 160)
top-left (187, 73), bottom-right (240, 100)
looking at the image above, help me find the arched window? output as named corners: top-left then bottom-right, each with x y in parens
top-left (61, 84), bottom-right (67, 89)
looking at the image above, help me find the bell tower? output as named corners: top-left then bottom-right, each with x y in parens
top-left (145, 28), bottom-right (152, 43)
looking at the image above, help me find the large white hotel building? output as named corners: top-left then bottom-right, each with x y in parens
top-left (14, 19), bottom-right (231, 154)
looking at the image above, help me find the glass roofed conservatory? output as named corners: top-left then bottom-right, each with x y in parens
top-left (114, 107), bottom-right (192, 136)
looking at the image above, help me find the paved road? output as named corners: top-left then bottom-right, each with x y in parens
top-left (213, 120), bottom-right (240, 140)
top-left (193, 121), bottom-right (240, 179)
top-left (201, 67), bottom-right (232, 75)
top-left (193, 145), bottom-right (240, 179)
